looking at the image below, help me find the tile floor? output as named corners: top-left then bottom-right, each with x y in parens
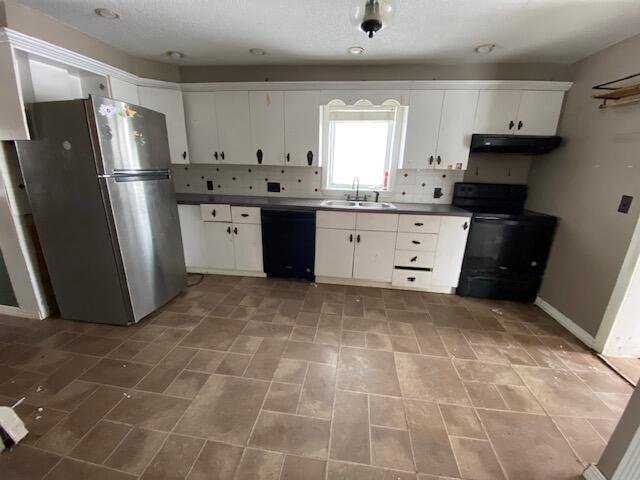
top-left (0, 274), bottom-right (634, 480)
top-left (600, 355), bottom-right (640, 386)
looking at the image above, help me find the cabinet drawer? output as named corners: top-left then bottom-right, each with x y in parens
top-left (394, 250), bottom-right (435, 269)
top-left (392, 269), bottom-right (432, 289)
top-left (317, 211), bottom-right (357, 229)
top-left (396, 233), bottom-right (438, 251)
top-left (200, 204), bottom-right (231, 222)
top-left (356, 213), bottom-right (399, 232)
top-left (232, 206), bottom-right (261, 224)
top-left (398, 215), bottom-right (441, 233)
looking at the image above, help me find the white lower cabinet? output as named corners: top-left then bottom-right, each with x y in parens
top-left (204, 222), bottom-right (235, 270)
top-left (432, 216), bottom-right (470, 288)
top-left (233, 224), bottom-right (264, 272)
top-left (353, 231), bottom-right (396, 282)
top-left (178, 204), bottom-right (263, 273)
top-left (315, 228), bottom-right (355, 278)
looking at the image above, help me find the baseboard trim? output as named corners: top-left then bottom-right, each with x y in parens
top-left (186, 268), bottom-right (266, 278)
top-left (583, 464), bottom-right (608, 480)
top-left (0, 304), bottom-right (43, 319)
top-left (535, 296), bottom-right (596, 349)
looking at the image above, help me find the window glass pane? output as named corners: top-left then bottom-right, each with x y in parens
top-left (331, 120), bottom-right (390, 187)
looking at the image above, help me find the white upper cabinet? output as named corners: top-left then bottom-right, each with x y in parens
top-left (473, 90), bottom-right (522, 135)
top-left (284, 91), bottom-right (320, 166)
top-left (515, 90), bottom-right (564, 136)
top-left (473, 89), bottom-right (564, 136)
top-left (0, 45), bottom-right (29, 140)
top-left (183, 92), bottom-right (220, 164)
top-left (249, 91), bottom-right (285, 165)
top-left (402, 90), bottom-right (444, 169)
top-left (320, 90), bottom-right (409, 105)
top-left (108, 77), bottom-right (139, 105)
top-left (214, 91), bottom-right (252, 164)
top-left (435, 90), bottom-right (479, 171)
top-left (138, 86), bottom-right (189, 164)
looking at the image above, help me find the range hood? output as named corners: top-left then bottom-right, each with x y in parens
top-left (471, 134), bottom-right (562, 155)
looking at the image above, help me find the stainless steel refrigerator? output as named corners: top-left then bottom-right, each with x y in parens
top-left (15, 96), bottom-right (186, 325)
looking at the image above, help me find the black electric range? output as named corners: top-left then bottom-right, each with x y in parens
top-left (452, 183), bottom-right (557, 302)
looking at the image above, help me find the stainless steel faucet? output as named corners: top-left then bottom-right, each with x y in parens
top-left (347, 176), bottom-right (361, 201)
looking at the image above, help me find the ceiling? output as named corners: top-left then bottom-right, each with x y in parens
top-left (15, 0), bottom-right (640, 66)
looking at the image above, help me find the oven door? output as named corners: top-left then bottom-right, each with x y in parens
top-left (461, 215), bottom-right (555, 277)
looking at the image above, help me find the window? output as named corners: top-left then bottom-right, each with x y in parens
top-left (321, 100), bottom-right (406, 192)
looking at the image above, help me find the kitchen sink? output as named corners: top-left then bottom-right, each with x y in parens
top-left (321, 200), bottom-right (358, 208)
top-left (321, 200), bottom-right (396, 209)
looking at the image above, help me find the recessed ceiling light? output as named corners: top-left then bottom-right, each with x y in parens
top-left (347, 46), bottom-right (365, 55)
top-left (474, 43), bottom-right (496, 54)
top-left (94, 8), bottom-right (120, 19)
top-left (166, 51), bottom-right (185, 60)
top-left (249, 48), bottom-right (266, 56)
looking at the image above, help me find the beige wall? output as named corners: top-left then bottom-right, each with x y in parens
top-left (180, 62), bottom-right (574, 83)
top-left (526, 33), bottom-right (640, 337)
top-left (1, 1), bottom-right (179, 82)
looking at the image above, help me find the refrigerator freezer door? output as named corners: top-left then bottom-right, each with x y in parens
top-left (103, 174), bottom-right (186, 322)
top-left (88, 96), bottom-right (171, 174)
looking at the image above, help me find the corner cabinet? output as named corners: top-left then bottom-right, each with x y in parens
top-left (473, 89), bottom-right (564, 136)
top-left (402, 90), bottom-right (479, 171)
top-left (177, 204), bottom-right (264, 275)
top-left (137, 86), bottom-right (189, 164)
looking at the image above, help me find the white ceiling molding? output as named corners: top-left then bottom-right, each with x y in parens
top-left (0, 27), bottom-right (573, 94)
top-left (0, 28), bottom-right (179, 89)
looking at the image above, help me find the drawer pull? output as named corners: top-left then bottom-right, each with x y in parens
top-left (407, 277), bottom-right (416, 282)
top-left (414, 222), bottom-right (424, 226)
top-left (411, 240), bottom-right (421, 245)
top-left (410, 256), bottom-right (418, 262)
top-left (241, 213), bottom-right (249, 217)
top-left (227, 226), bottom-right (231, 234)
top-left (211, 209), bottom-right (216, 217)
top-left (233, 227), bottom-right (238, 234)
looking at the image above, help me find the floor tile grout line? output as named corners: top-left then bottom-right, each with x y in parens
top-left (367, 393), bottom-right (373, 467)
top-left (324, 331), bottom-right (342, 480)
top-left (294, 363), bottom-right (310, 415)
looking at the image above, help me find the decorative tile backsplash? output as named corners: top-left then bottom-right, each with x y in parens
top-left (172, 164), bottom-right (464, 204)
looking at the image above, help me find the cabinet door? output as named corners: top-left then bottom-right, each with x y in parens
top-left (204, 222), bottom-right (236, 270)
top-left (515, 91), bottom-right (564, 136)
top-left (315, 228), bottom-right (355, 278)
top-left (435, 90), bottom-right (479, 171)
top-left (177, 205), bottom-right (207, 269)
top-left (432, 216), bottom-right (470, 288)
top-left (473, 90), bottom-right (521, 134)
top-left (183, 92), bottom-right (220, 164)
top-left (0, 44), bottom-right (30, 140)
top-left (233, 224), bottom-right (264, 272)
top-left (138, 86), bottom-right (189, 164)
top-left (284, 91), bottom-right (320, 166)
top-left (353, 231), bottom-right (396, 282)
top-left (402, 90), bottom-right (443, 169)
top-left (249, 91), bottom-right (285, 166)
top-left (214, 91), bottom-right (252, 164)
top-left (108, 77), bottom-right (139, 105)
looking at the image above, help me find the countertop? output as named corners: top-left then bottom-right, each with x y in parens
top-left (175, 193), bottom-right (472, 217)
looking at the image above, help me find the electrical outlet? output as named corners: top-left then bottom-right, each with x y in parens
top-left (267, 182), bottom-right (281, 193)
top-left (618, 195), bottom-right (633, 214)
top-left (433, 187), bottom-right (443, 199)
top-left (206, 180), bottom-right (214, 191)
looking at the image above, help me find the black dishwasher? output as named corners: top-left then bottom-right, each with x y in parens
top-left (261, 209), bottom-right (316, 280)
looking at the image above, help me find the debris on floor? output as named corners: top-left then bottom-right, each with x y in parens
top-left (0, 398), bottom-right (29, 452)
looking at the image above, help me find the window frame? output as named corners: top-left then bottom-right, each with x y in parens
top-left (320, 99), bottom-right (407, 195)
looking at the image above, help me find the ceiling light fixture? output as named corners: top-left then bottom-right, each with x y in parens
top-left (166, 51), bottom-right (185, 60)
top-left (474, 44), bottom-right (496, 54)
top-left (94, 8), bottom-right (120, 19)
top-left (249, 48), bottom-right (266, 56)
top-left (347, 46), bottom-right (365, 55)
top-left (350, 0), bottom-right (394, 38)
